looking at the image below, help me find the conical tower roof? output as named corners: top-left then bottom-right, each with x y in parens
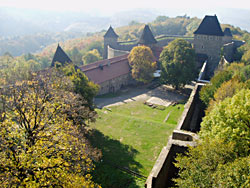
top-left (104, 26), bottom-right (119, 38)
top-left (224, 28), bottom-right (233, 37)
top-left (194, 15), bottom-right (224, 36)
top-left (51, 44), bottom-right (72, 67)
top-left (138, 25), bottom-right (157, 45)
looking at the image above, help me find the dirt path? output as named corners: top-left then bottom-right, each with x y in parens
top-left (94, 84), bottom-right (194, 108)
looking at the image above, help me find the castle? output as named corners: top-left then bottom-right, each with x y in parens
top-left (52, 15), bottom-right (244, 95)
top-left (50, 15), bottom-right (245, 187)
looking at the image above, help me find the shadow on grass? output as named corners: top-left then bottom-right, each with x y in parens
top-left (87, 129), bottom-right (143, 188)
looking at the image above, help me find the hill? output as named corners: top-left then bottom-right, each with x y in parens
top-left (1, 7), bottom-right (250, 57)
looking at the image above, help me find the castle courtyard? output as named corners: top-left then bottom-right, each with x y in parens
top-left (94, 83), bottom-right (194, 108)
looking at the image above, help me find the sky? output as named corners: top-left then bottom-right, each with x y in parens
top-left (0, 0), bottom-right (250, 15)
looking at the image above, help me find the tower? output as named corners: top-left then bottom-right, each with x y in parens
top-left (193, 15), bottom-right (224, 77)
top-left (138, 25), bottom-right (157, 47)
top-left (223, 28), bottom-right (233, 44)
top-left (51, 44), bottom-right (72, 67)
top-left (103, 26), bottom-right (119, 59)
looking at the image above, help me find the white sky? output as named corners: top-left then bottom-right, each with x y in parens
top-left (1, 0), bottom-right (250, 14)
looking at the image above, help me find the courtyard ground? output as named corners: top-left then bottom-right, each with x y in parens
top-left (89, 84), bottom-right (193, 188)
top-left (95, 83), bottom-right (193, 108)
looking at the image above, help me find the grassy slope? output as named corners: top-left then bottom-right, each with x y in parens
top-left (88, 101), bottom-right (184, 188)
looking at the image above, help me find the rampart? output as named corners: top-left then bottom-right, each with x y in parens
top-left (106, 35), bottom-right (194, 59)
top-left (107, 45), bottom-right (129, 59)
top-left (145, 77), bottom-right (207, 187)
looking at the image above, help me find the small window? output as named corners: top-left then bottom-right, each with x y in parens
top-left (209, 36), bottom-right (213, 40)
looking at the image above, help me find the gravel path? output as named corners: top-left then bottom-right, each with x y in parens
top-left (94, 84), bottom-right (194, 108)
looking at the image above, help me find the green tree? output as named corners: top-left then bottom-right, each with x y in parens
top-left (0, 56), bottom-right (42, 84)
top-left (200, 63), bottom-right (247, 107)
top-left (174, 89), bottom-right (250, 187)
top-left (68, 47), bottom-right (83, 66)
top-left (160, 39), bottom-right (196, 89)
top-left (0, 75), bottom-right (100, 187)
top-left (128, 46), bottom-right (157, 84)
top-left (62, 64), bottom-right (100, 107)
top-left (85, 41), bottom-right (104, 57)
top-left (242, 49), bottom-right (250, 65)
top-left (82, 49), bottom-right (102, 65)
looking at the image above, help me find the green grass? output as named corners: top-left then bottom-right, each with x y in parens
top-left (88, 101), bottom-right (184, 188)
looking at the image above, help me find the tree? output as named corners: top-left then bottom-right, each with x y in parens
top-left (242, 49), bottom-right (250, 65)
top-left (62, 64), bottom-right (100, 107)
top-left (200, 63), bottom-right (247, 107)
top-left (86, 41), bottom-right (104, 57)
top-left (160, 39), bottom-right (196, 89)
top-left (0, 74), bottom-right (100, 187)
top-left (128, 46), bottom-right (157, 84)
top-left (205, 78), bottom-right (244, 114)
top-left (82, 49), bottom-right (102, 65)
top-left (68, 47), bottom-right (83, 66)
top-left (174, 89), bottom-right (250, 187)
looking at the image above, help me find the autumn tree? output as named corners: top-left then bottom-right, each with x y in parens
top-left (0, 72), bottom-right (100, 187)
top-left (68, 47), bottom-right (83, 66)
top-left (128, 46), bottom-right (157, 84)
top-left (61, 64), bottom-right (100, 107)
top-left (174, 89), bottom-right (250, 187)
top-left (0, 55), bottom-right (47, 84)
top-left (199, 63), bottom-right (247, 107)
top-left (160, 39), bottom-right (196, 89)
top-left (82, 49), bottom-right (102, 65)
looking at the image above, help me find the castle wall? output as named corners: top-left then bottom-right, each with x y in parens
top-left (104, 34), bottom-right (195, 60)
top-left (98, 73), bottom-right (132, 95)
top-left (194, 34), bottom-right (223, 77)
top-left (107, 46), bottom-right (129, 59)
top-left (145, 83), bottom-right (206, 188)
top-left (156, 37), bottom-right (194, 48)
top-left (104, 37), bottom-right (119, 59)
top-left (223, 42), bottom-right (234, 62)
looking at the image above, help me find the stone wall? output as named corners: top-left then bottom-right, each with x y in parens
top-left (104, 37), bottom-right (119, 59)
top-left (107, 46), bottom-right (129, 59)
top-left (105, 35), bottom-right (194, 59)
top-left (98, 73), bottom-right (131, 95)
top-left (223, 42), bottom-right (234, 62)
top-left (194, 34), bottom-right (223, 77)
top-left (145, 83), bottom-right (205, 188)
top-left (156, 37), bottom-right (194, 48)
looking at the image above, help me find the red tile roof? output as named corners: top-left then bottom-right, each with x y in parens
top-left (80, 54), bottom-right (130, 84)
top-left (80, 47), bottom-right (163, 84)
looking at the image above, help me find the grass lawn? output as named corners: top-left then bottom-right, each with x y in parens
top-left (88, 101), bottom-right (184, 188)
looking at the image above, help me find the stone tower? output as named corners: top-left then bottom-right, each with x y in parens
top-left (103, 26), bottom-right (119, 59)
top-left (138, 25), bottom-right (157, 47)
top-left (223, 27), bottom-right (233, 44)
top-left (193, 15), bottom-right (224, 77)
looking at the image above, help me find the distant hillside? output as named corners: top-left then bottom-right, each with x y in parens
top-left (1, 7), bottom-right (250, 56)
top-left (40, 15), bottom-right (248, 63)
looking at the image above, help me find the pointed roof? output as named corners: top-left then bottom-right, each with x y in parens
top-left (138, 25), bottom-right (157, 45)
top-left (194, 15), bottom-right (224, 36)
top-left (104, 26), bottom-right (119, 38)
top-left (224, 28), bottom-right (233, 37)
top-left (51, 44), bottom-right (72, 67)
